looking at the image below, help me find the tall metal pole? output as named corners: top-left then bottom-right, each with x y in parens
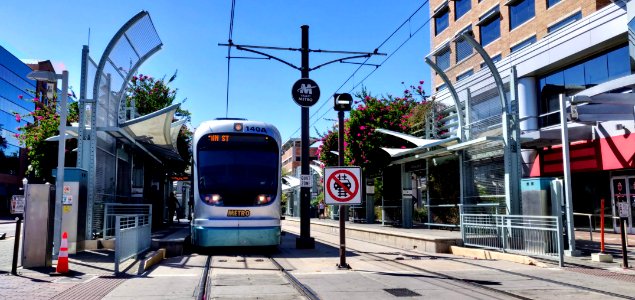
top-left (297, 25), bottom-right (315, 249)
top-left (338, 110), bottom-right (349, 268)
top-left (559, 94), bottom-right (577, 256)
top-left (53, 71), bottom-right (69, 258)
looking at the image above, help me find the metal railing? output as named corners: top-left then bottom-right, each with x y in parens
top-left (461, 213), bottom-right (564, 267)
top-left (114, 214), bottom-right (151, 274)
top-left (104, 203), bottom-right (152, 239)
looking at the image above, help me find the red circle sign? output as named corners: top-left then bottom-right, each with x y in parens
top-left (326, 170), bottom-right (359, 202)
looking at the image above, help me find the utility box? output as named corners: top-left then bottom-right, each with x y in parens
top-left (521, 178), bottom-right (556, 216)
top-left (58, 168), bottom-right (88, 254)
top-left (22, 183), bottom-right (55, 268)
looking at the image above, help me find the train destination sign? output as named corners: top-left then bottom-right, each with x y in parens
top-left (324, 166), bottom-right (361, 205)
top-left (292, 78), bottom-right (320, 107)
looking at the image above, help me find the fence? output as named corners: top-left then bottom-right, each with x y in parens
top-left (114, 214), bottom-right (151, 274)
top-left (103, 203), bottom-right (152, 239)
top-left (461, 213), bottom-right (564, 267)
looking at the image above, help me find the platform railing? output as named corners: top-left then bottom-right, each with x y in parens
top-left (114, 214), bottom-right (151, 274)
top-left (461, 213), bottom-right (564, 267)
top-left (104, 203), bottom-right (152, 239)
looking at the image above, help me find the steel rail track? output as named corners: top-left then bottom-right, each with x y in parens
top-left (268, 256), bottom-right (321, 300)
top-left (196, 255), bottom-right (212, 300)
top-left (290, 228), bottom-right (634, 300)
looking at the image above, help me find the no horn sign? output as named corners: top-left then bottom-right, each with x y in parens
top-left (324, 166), bottom-right (361, 205)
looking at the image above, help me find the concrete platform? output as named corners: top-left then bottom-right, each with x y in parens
top-left (151, 223), bottom-right (190, 257)
top-left (284, 217), bottom-right (462, 253)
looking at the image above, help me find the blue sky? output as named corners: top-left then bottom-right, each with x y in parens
top-left (0, 1), bottom-right (431, 142)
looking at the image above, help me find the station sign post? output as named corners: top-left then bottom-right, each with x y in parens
top-left (325, 166), bottom-right (361, 269)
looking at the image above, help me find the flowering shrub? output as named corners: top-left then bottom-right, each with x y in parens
top-left (345, 85), bottom-right (421, 176)
top-left (316, 126), bottom-right (339, 167)
top-left (317, 82), bottom-right (436, 177)
top-left (127, 73), bottom-right (177, 116)
top-left (14, 94), bottom-right (78, 179)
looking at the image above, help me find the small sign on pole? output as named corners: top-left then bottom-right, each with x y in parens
top-left (324, 167), bottom-right (361, 205)
top-left (617, 202), bottom-right (629, 218)
top-left (10, 195), bottom-right (25, 214)
top-left (300, 174), bottom-right (313, 188)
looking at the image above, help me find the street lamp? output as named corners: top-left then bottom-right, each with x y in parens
top-left (27, 70), bottom-right (69, 258)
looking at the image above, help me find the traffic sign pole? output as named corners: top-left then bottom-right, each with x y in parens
top-left (337, 110), bottom-right (349, 269)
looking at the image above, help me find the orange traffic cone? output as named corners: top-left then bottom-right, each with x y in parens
top-left (56, 232), bottom-right (69, 274)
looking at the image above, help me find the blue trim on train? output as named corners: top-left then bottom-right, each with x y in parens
top-left (191, 226), bottom-right (281, 247)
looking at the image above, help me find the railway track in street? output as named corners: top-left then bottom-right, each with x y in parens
top-left (197, 253), bottom-right (319, 300)
top-left (286, 227), bottom-right (635, 300)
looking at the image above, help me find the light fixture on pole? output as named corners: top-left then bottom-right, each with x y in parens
top-left (27, 69), bottom-right (69, 258)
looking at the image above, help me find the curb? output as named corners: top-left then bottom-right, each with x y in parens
top-left (140, 248), bottom-right (166, 274)
top-left (450, 246), bottom-right (548, 267)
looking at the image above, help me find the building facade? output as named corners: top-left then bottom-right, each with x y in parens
top-left (423, 0), bottom-right (635, 232)
top-left (0, 46), bottom-right (39, 215)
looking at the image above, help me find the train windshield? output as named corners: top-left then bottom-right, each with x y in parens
top-left (197, 133), bottom-right (279, 206)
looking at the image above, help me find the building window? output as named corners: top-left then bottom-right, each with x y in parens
top-left (480, 54), bottom-right (502, 68)
top-left (436, 83), bottom-right (447, 91)
top-left (508, 0), bottom-right (535, 30)
top-left (433, 3), bottom-right (450, 36)
top-left (455, 0), bottom-right (471, 21)
top-left (510, 35), bottom-right (536, 53)
top-left (456, 69), bottom-right (474, 81)
top-left (538, 45), bottom-right (630, 127)
top-left (548, 11), bottom-right (582, 33)
top-left (547, 0), bottom-right (561, 9)
top-left (435, 47), bottom-right (451, 70)
top-left (455, 27), bottom-right (473, 63)
top-left (478, 6), bottom-right (500, 46)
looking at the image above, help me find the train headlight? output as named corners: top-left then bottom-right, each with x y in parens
top-left (203, 194), bottom-right (222, 205)
top-left (257, 194), bottom-right (272, 204)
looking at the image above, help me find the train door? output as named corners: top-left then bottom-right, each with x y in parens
top-left (610, 176), bottom-right (634, 234)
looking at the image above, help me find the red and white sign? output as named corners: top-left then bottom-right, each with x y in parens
top-left (324, 167), bottom-right (361, 205)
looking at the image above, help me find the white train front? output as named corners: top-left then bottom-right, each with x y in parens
top-left (191, 118), bottom-right (281, 247)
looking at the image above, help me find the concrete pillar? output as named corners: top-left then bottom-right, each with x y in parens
top-left (518, 76), bottom-right (538, 177)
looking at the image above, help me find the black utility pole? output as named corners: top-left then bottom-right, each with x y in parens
top-left (297, 25), bottom-right (315, 248)
top-left (219, 25), bottom-right (384, 250)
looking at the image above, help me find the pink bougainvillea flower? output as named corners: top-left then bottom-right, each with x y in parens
top-left (15, 115), bottom-right (21, 122)
top-left (419, 80), bottom-right (424, 84)
top-left (13, 133), bottom-right (19, 138)
top-left (18, 95), bottom-right (23, 100)
top-left (33, 97), bottom-right (39, 102)
top-left (359, 125), bottom-right (366, 130)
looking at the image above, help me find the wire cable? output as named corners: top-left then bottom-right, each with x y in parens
top-left (308, 14), bottom-right (432, 131)
top-left (225, 0), bottom-right (237, 118)
top-left (288, 0), bottom-right (431, 138)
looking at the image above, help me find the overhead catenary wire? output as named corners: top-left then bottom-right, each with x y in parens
top-left (309, 15), bottom-right (433, 131)
top-left (225, 0), bottom-right (237, 118)
top-left (287, 0), bottom-right (431, 138)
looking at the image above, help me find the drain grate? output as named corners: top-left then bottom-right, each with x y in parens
top-left (384, 288), bottom-right (421, 297)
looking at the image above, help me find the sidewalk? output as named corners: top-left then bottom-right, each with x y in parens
top-left (0, 220), bottom-right (190, 300)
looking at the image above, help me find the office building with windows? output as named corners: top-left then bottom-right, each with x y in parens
top-left (424, 0), bottom-right (635, 232)
top-left (0, 45), bottom-right (37, 214)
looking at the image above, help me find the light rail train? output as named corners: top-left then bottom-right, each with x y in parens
top-left (190, 118), bottom-right (281, 247)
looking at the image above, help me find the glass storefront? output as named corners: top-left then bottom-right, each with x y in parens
top-left (537, 45), bottom-right (631, 127)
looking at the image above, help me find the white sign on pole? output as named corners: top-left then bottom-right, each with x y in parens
top-left (618, 202), bottom-right (630, 218)
top-left (300, 174), bottom-right (312, 188)
top-left (324, 166), bottom-right (361, 205)
top-left (10, 195), bottom-right (25, 214)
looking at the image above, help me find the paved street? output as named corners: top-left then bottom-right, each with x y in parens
top-left (1, 220), bottom-right (634, 299)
